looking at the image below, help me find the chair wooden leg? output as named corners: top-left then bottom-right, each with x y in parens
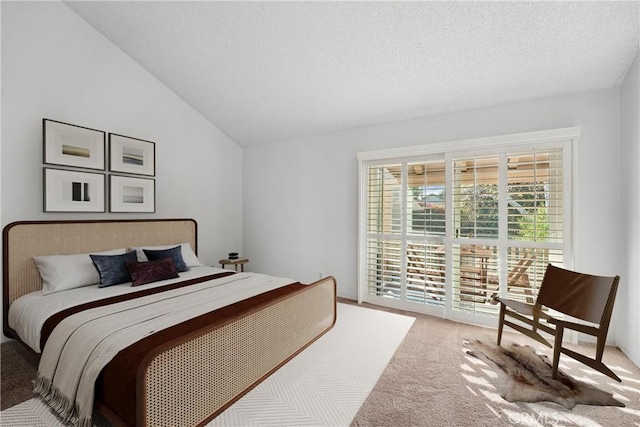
top-left (497, 302), bottom-right (506, 346)
top-left (552, 325), bottom-right (564, 379)
top-left (561, 346), bottom-right (622, 382)
top-left (595, 335), bottom-right (607, 363)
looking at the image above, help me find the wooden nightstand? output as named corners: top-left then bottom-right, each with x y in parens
top-left (219, 258), bottom-right (249, 272)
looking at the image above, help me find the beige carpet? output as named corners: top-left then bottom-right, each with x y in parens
top-left (3, 299), bottom-right (640, 426)
top-left (348, 300), bottom-right (640, 427)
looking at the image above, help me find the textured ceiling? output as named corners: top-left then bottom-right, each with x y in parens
top-left (64, 1), bottom-right (639, 147)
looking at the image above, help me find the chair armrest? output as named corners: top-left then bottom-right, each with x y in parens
top-left (495, 297), bottom-right (547, 319)
top-left (546, 317), bottom-right (599, 336)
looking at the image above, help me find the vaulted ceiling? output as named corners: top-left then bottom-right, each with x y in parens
top-left (65, 1), bottom-right (639, 147)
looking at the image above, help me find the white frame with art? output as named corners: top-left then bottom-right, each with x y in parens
top-left (109, 175), bottom-right (156, 213)
top-left (43, 119), bottom-right (106, 170)
top-left (43, 168), bottom-right (106, 212)
top-left (109, 134), bottom-right (156, 176)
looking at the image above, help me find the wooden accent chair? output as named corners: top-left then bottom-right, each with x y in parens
top-left (494, 264), bottom-right (621, 381)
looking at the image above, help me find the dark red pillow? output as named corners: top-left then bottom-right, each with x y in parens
top-left (126, 258), bottom-right (179, 287)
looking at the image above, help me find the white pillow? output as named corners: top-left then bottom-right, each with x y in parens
top-left (34, 248), bottom-right (126, 295)
top-left (130, 243), bottom-right (202, 268)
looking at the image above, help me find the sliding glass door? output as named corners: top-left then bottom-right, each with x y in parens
top-left (365, 156), bottom-right (446, 315)
top-left (360, 133), bottom-right (573, 325)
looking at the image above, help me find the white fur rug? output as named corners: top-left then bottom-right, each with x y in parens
top-left (0, 303), bottom-right (415, 427)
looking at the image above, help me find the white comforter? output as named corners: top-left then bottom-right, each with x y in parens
top-left (32, 270), bottom-right (296, 427)
top-left (9, 266), bottom-right (232, 353)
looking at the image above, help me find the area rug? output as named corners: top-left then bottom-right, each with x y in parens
top-left (464, 339), bottom-right (624, 409)
top-left (0, 303), bottom-right (415, 427)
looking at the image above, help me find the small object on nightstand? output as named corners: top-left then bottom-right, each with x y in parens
top-left (228, 252), bottom-right (239, 260)
top-left (219, 257), bottom-right (248, 272)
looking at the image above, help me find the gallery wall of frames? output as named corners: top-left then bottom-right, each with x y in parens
top-left (42, 119), bottom-right (156, 213)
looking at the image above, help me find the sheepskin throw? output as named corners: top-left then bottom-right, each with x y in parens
top-left (464, 339), bottom-right (624, 409)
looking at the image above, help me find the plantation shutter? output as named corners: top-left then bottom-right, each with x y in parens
top-left (451, 155), bottom-right (500, 315)
top-left (504, 149), bottom-right (565, 302)
top-left (452, 155), bottom-right (500, 239)
top-left (405, 159), bottom-right (446, 306)
top-left (359, 129), bottom-right (574, 324)
top-left (366, 164), bottom-right (403, 300)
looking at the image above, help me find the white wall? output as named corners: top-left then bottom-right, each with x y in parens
top-left (619, 53), bottom-right (640, 366)
top-left (1, 2), bottom-right (244, 338)
top-left (244, 88), bottom-right (627, 341)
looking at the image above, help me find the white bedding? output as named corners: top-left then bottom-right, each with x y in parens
top-left (8, 266), bottom-right (234, 353)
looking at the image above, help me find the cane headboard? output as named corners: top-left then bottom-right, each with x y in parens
top-left (3, 219), bottom-right (197, 338)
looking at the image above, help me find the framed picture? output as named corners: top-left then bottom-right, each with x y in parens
top-left (43, 119), bottom-right (106, 170)
top-left (109, 175), bottom-right (155, 213)
top-left (109, 133), bottom-right (155, 176)
top-left (44, 168), bottom-right (106, 212)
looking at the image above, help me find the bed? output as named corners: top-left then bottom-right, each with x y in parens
top-left (2, 219), bottom-right (337, 426)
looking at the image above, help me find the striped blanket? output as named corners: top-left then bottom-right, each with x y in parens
top-left (34, 272), bottom-right (295, 427)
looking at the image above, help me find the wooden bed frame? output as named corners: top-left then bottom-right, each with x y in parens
top-left (3, 219), bottom-right (337, 426)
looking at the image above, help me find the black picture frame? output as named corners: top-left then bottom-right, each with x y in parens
top-left (109, 175), bottom-right (156, 213)
top-left (43, 119), bottom-right (106, 171)
top-left (43, 167), bottom-right (106, 212)
top-left (108, 133), bottom-right (156, 176)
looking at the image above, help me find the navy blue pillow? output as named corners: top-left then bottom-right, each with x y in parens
top-left (143, 246), bottom-right (188, 272)
top-left (90, 251), bottom-right (138, 287)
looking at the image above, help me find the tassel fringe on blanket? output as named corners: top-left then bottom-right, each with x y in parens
top-left (34, 375), bottom-right (91, 427)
